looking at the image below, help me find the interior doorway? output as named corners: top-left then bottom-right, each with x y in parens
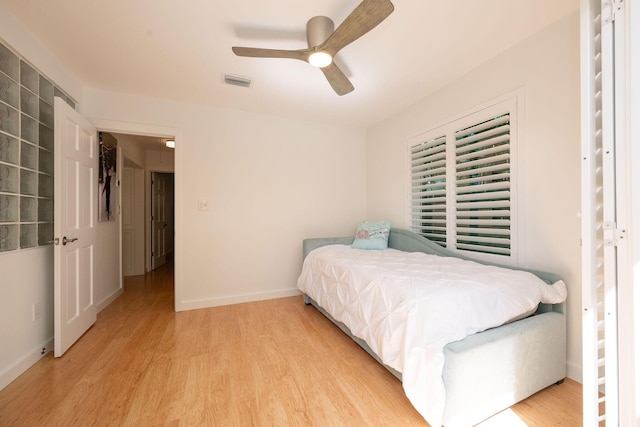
top-left (101, 132), bottom-right (176, 281)
top-left (91, 119), bottom-right (181, 312)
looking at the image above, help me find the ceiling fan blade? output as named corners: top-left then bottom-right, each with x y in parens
top-left (321, 0), bottom-right (394, 55)
top-left (232, 46), bottom-right (310, 62)
top-left (320, 63), bottom-right (354, 96)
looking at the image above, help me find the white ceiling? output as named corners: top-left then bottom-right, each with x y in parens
top-left (1, 0), bottom-right (579, 129)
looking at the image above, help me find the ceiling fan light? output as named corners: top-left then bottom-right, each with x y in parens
top-left (165, 140), bottom-right (175, 148)
top-left (308, 51), bottom-right (332, 68)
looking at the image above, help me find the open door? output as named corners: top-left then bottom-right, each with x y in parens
top-left (53, 97), bottom-right (97, 357)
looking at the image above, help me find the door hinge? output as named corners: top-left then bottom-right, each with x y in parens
top-left (603, 221), bottom-right (627, 246)
top-left (602, 0), bottom-right (624, 25)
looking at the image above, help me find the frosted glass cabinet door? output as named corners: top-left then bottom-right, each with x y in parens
top-left (20, 86), bottom-right (38, 118)
top-left (0, 71), bottom-right (19, 108)
top-left (38, 198), bottom-right (52, 222)
top-left (38, 174), bottom-right (53, 198)
top-left (38, 222), bottom-right (52, 246)
top-left (39, 76), bottom-right (54, 104)
top-left (20, 61), bottom-right (37, 93)
top-left (39, 147), bottom-right (53, 174)
top-left (0, 224), bottom-right (18, 252)
top-left (20, 141), bottom-right (38, 170)
top-left (20, 169), bottom-right (37, 196)
top-left (0, 134), bottom-right (19, 164)
top-left (20, 196), bottom-right (37, 222)
top-left (0, 194), bottom-right (18, 222)
top-left (39, 124), bottom-right (53, 150)
top-left (21, 114), bottom-right (38, 144)
top-left (20, 223), bottom-right (37, 248)
top-left (0, 163), bottom-right (19, 193)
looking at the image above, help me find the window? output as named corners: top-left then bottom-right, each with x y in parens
top-left (409, 96), bottom-right (519, 261)
top-left (0, 41), bottom-right (76, 253)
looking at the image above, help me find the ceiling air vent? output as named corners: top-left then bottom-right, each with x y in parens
top-left (224, 74), bottom-right (252, 88)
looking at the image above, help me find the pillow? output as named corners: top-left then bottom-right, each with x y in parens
top-left (351, 220), bottom-right (391, 250)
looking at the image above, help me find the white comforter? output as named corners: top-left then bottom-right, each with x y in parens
top-left (296, 245), bottom-right (567, 426)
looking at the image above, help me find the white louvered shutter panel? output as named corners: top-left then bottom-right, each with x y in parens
top-left (454, 114), bottom-right (511, 256)
top-left (410, 135), bottom-right (447, 245)
top-left (582, 0), bottom-right (626, 424)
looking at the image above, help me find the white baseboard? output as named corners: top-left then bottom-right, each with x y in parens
top-left (96, 288), bottom-right (123, 312)
top-left (0, 337), bottom-right (53, 391)
top-left (566, 360), bottom-right (582, 383)
top-left (176, 288), bottom-right (302, 312)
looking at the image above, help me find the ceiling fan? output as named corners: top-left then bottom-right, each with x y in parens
top-left (232, 0), bottom-right (395, 96)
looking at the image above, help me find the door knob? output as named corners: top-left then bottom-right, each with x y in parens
top-left (62, 236), bottom-right (78, 246)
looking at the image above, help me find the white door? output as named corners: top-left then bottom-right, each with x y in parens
top-left (53, 97), bottom-right (97, 357)
top-left (151, 172), bottom-right (167, 270)
top-left (122, 167), bottom-right (135, 276)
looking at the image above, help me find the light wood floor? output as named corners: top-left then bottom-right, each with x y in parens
top-left (0, 260), bottom-right (582, 426)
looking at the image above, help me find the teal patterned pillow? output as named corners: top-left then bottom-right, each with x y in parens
top-left (351, 221), bottom-right (391, 250)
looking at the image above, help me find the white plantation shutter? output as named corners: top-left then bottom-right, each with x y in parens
top-left (408, 96), bottom-right (518, 261)
top-left (581, 2), bottom-right (610, 423)
top-left (581, 0), bottom-right (632, 424)
top-left (454, 114), bottom-right (511, 256)
top-left (410, 135), bottom-right (447, 244)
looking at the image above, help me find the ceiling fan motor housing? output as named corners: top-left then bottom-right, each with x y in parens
top-left (307, 16), bottom-right (335, 48)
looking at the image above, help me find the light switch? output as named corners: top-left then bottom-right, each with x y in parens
top-left (197, 199), bottom-right (209, 211)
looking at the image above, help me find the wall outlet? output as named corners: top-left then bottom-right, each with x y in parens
top-left (197, 199), bottom-right (209, 211)
top-left (32, 302), bottom-right (41, 322)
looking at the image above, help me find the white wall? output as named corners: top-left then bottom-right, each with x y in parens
top-left (84, 88), bottom-right (368, 310)
top-left (366, 13), bottom-right (582, 379)
top-left (94, 215), bottom-right (122, 310)
top-left (146, 150), bottom-right (174, 172)
top-left (117, 133), bottom-right (147, 168)
top-left (95, 163), bottom-right (122, 311)
top-left (0, 248), bottom-right (54, 389)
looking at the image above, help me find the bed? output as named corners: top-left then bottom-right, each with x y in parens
top-left (297, 228), bottom-right (567, 426)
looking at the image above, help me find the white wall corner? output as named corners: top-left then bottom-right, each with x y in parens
top-left (566, 360), bottom-right (583, 384)
top-left (0, 337), bottom-right (54, 391)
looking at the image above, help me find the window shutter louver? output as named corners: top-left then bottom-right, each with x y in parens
top-left (454, 114), bottom-right (511, 256)
top-left (410, 135), bottom-right (447, 245)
